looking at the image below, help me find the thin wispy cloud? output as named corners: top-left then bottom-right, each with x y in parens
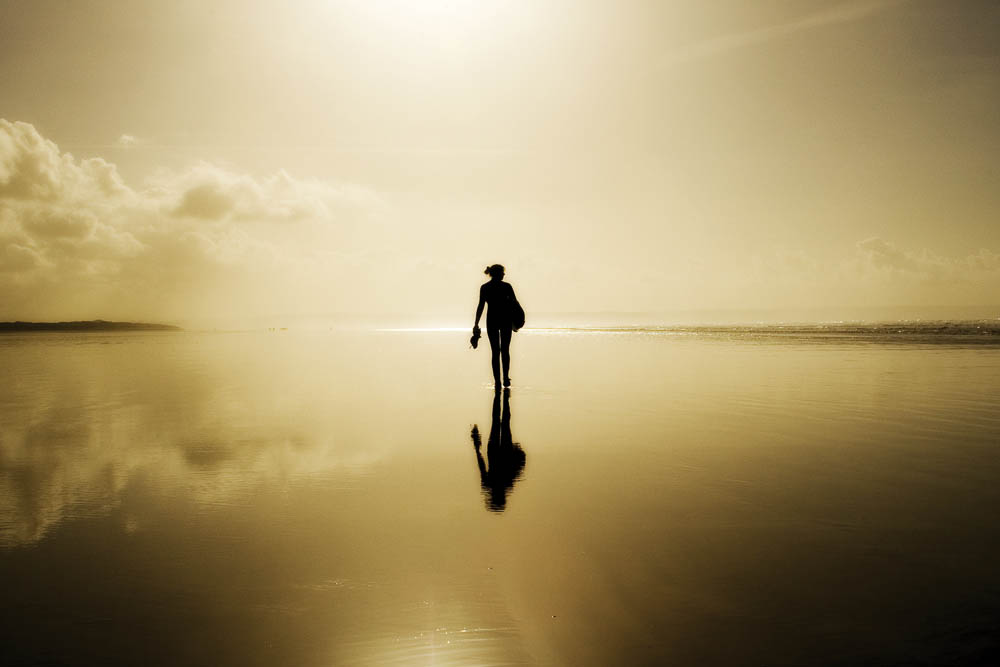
top-left (662, 0), bottom-right (907, 67)
top-left (115, 133), bottom-right (139, 148)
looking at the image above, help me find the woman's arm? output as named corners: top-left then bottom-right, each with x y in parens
top-left (474, 284), bottom-right (485, 328)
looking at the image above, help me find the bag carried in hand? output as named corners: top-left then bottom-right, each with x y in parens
top-left (511, 299), bottom-right (525, 332)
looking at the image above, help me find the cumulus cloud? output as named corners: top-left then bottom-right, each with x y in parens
top-left (0, 119), bottom-right (383, 323)
top-left (175, 181), bottom-right (236, 220)
top-left (0, 120), bottom-right (129, 201)
top-left (167, 162), bottom-right (344, 222)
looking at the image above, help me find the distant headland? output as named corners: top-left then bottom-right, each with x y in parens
top-left (0, 320), bottom-right (182, 332)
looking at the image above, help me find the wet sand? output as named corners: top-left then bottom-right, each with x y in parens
top-left (1, 329), bottom-right (999, 665)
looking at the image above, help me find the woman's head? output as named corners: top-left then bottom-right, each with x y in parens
top-left (484, 264), bottom-right (505, 280)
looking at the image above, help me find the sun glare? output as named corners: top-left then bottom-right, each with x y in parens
top-left (329, 0), bottom-right (526, 42)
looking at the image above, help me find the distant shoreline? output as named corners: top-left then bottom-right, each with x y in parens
top-left (0, 320), bottom-right (182, 332)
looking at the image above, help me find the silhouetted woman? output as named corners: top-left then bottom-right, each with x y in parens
top-left (474, 264), bottom-right (518, 389)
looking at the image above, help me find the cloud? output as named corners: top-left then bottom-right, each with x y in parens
top-left (0, 120), bottom-right (383, 323)
top-left (857, 236), bottom-right (932, 274)
top-left (0, 242), bottom-right (44, 273)
top-left (855, 237), bottom-right (1000, 283)
top-left (662, 0), bottom-right (906, 67)
top-left (174, 181), bottom-right (236, 220)
top-left (167, 162), bottom-right (348, 223)
top-left (115, 133), bottom-right (139, 148)
top-left (739, 237), bottom-right (1000, 312)
top-left (0, 119), bottom-right (130, 201)
top-left (6, 120), bottom-right (995, 323)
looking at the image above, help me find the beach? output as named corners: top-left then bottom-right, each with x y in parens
top-left (1, 327), bottom-right (999, 665)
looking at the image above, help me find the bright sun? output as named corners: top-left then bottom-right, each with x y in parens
top-left (326, 0), bottom-right (522, 41)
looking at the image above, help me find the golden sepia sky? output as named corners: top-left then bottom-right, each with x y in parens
top-left (1, 0), bottom-right (998, 325)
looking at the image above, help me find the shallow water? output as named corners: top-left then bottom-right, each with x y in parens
top-left (1, 329), bottom-right (999, 665)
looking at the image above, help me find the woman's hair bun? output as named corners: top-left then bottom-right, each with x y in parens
top-left (484, 266), bottom-right (491, 275)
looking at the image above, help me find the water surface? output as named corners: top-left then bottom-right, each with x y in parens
top-left (1, 328), bottom-right (999, 665)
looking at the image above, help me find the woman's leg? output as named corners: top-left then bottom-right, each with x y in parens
top-left (500, 326), bottom-right (512, 385)
top-left (487, 326), bottom-right (502, 387)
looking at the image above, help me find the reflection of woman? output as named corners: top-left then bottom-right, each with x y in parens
top-left (471, 389), bottom-right (526, 512)
top-left (474, 264), bottom-right (518, 389)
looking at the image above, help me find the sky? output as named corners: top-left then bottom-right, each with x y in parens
top-left (1, 0), bottom-right (999, 326)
